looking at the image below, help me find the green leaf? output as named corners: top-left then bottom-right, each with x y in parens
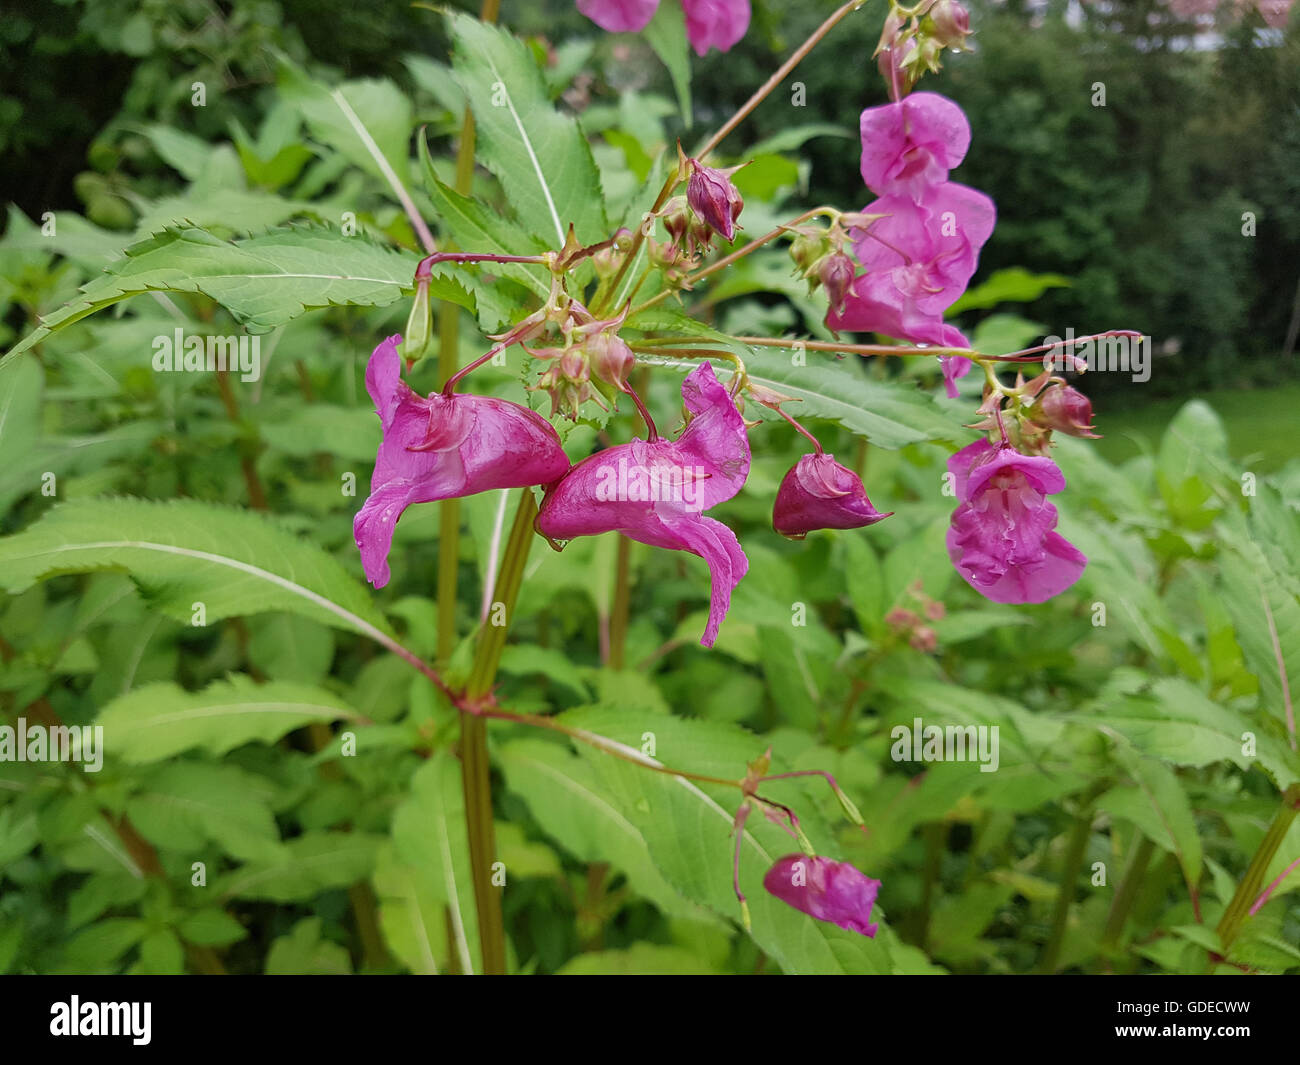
top-left (265, 917), bottom-right (353, 975)
top-left (389, 752), bottom-right (481, 975)
top-left (639, 348), bottom-right (960, 450)
top-left (1097, 750), bottom-right (1202, 891)
top-left (947, 267), bottom-right (1071, 314)
top-left (498, 737), bottom-right (715, 926)
top-left (643, 1), bottom-right (692, 126)
top-left (553, 710), bottom-right (894, 974)
top-left (448, 13), bottom-right (608, 245)
top-left (125, 762), bottom-right (282, 862)
top-left (279, 62), bottom-right (413, 185)
top-left (95, 676), bottom-right (361, 763)
top-left (1089, 678), bottom-right (1298, 788)
top-left (558, 943), bottom-right (719, 975)
top-left (0, 498), bottom-right (395, 641)
top-left (247, 614), bottom-right (335, 685)
top-left (216, 832), bottom-right (382, 902)
top-left (177, 908), bottom-right (248, 947)
top-left (8, 225), bottom-right (473, 355)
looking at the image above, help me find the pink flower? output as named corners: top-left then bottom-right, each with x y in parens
top-left (762, 855), bottom-right (881, 937)
top-left (537, 362), bottom-right (750, 647)
top-left (1035, 384), bottom-right (1100, 439)
top-left (828, 183), bottom-right (994, 397)
top-left (576, 0), bottom-right (750, 56)
top-left (682, 0), bottom-right (751, 56)
top-left (858, 92), bottom-right (971, 201)
top-left (354, 336), bottom-right (572, 588)
top-left (945, 438), bottom-right (1086, 604)
top-left (773, 453), bottom-right (892, 539)
top-left (575, 0), bottom-right (660, 33)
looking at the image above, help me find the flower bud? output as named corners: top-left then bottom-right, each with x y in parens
top-left (586, 332), bottom-right (635, 392)
top-left (1035, 384), bottom-right (1100, 438)
top-left (909, 626), bottom-right (938, 653)
top-left (819, 252), bottom-right (856, 317)
top-left (773, 453), bottom-right (891, 540)
top-left (687, 158), bottom-right (744, 243)
top-left (928, 0), bottom-right (972, 51)
top-left (789, 227), bottom-right (832, 275)
top-left (591, 227), bottom-right (633, 279)
top-left (399, 278), bottom-right (434, 364)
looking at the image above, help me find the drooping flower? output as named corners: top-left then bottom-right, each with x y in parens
top-left (945, 438), bottom-right (1086, 604)
top-left (772, 453), bottom-right (892, 539)
top-left (354, 335), bottom-right (572, 588)
top-left (537, 362), bottom-right (750, 647)
top-left (576, 0), bottom-right (751, 56)
top-left (687, 159), bottom-right (745, 243)
top-left (858, 92), bottom-right (971, 202)
top-left (763, 855), bottom-right (881, 937)
top-left (828, 183), bottom-right (995, 397)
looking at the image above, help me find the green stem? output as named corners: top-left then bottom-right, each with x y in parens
top-left (1100, 834), bottom-right (1155, 964)
top-left (1037, 783), bottom-right (1105, 974)
top-left (459, 490), bottom-right (538, 974)
top-left (610, 535), bottom-right (631, 670)
top-left (1215, 783), bottom-right (1300, 958)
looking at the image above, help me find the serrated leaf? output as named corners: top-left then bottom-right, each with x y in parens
top-left (448, 13), bottom-right (608, 245)
top-left (94, 676), bottom-right (361, 763)
top-left (0, 498), bottom-right (394, 641)
top-left (8, 225), bottom-right (474, 355)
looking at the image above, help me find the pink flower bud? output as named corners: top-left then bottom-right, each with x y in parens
top-left (773, 453), bottom-right (891, 539)
top-left (762, 855), bottom-right (881, 938)
top-left (1035, 384), bottom-right (1100, 439)
top-left (929, 0), bottom-right (972, 50)
top-left (819, 252), bottom-right (856, 317)
top-left (687, 159), bottom-right (744, 243)
top-left (586, 332), bottom-right (635, 392)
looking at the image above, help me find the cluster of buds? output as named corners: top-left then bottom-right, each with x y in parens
top-left (969, 370), bottom-right (1100, 456)
top-left (787, 210), bottom-right (879, 317)
top-left (875, 0), bottom-right (973, 97)
top-left (650, 152), bottom-right (747, 288)
top-left (528, 308), bottom-right (636, 420)
top-left (885, 581), bottom-right (946, 653)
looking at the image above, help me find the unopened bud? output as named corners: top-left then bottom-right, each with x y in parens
top-left (686, 159), bottom-right (744, 243)
top-left (928, 0), bottom-right (972, 51)
top-left (819, 253), bottom-right (856, 317)
top-left (587, 332), bottom-right (635, 392)
top-left (400, 278), bottom-right (434, 363)
top-left (1035, 384), bottom-right (1100, 439)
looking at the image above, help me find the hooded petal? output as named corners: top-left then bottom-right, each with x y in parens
top-left (773, 453), bottom-right (891, 538)
top-left (682, 0), bottom-right (751, 56)
top-left (354, 336), bottom-right (571, 588)
top-left (762, 855), bottom-right (881, 937)
top-left (576, 0), bottom-right (660, 33)
top-left (535, 361), bottom-right (751, 646)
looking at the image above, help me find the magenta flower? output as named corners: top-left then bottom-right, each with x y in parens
top-left (576, 0), bottom-right (750, 56)
top-left (858, 92), bottom-right (971, 201)
top-left (537, 362), bottom-right (750, 647)
top-left (773, 453), bottom-right (892, 539)
top-left (828, 183), bottom-right (994, 397)
top-left (945, 438), bottom-right (1086, 604)
top-left (763, 855), bottom-right (881, 938)
top-left (354, 335), bottom-right (572, 588)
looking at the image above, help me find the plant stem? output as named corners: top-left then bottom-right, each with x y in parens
top-left (694, 0), bottom-right (870, 162)
top-left (1100, 834), bottom-right (1155, 962)
top-left (610, 535), bottom-right (631, 670)
top-left (459, 490), bottom-right (538, 974)
top-left (1037, 783), bottom-right (1105, 974)
top-left (1215, 783), bottom-right (1300, 957)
